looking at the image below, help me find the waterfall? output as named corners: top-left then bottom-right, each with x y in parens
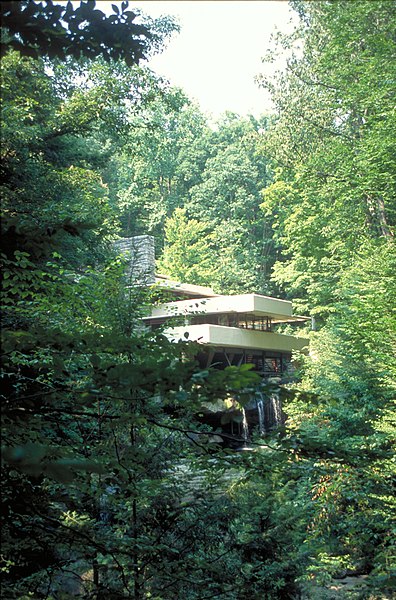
top-left (270, 394), bottom-right (282, 426)
top-left (255, 391), bottom-right (283, 434)
top-left (257, 395), bottom-right (266, 434)
top-left (241, 407), bottom-right (249, 443)
top-left (236, 394), bottom-right (283, 443)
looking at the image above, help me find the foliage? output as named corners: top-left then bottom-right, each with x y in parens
top-left (1, 246), bottom-right (270, 598)
top-left (0, 0), bottom-right (177, 65)
top-left (0, 49), bottom-right (179, 269)
top-left (157, 207), bottom-right (216, 285)
top-left (106, 88), bottom-right (208, 240)
top-left (257, 1), bottom-right (396, 594)
top-left (259, 0), bottom-right (395, 317)
top-left (105, 99), bottom-right (276, 295)
top-left (157, 113), bottom-right (277, 294)
top-left (0, 14), bottom-right (283, 600)
top-left (2, 1), bottom-right (395, 598)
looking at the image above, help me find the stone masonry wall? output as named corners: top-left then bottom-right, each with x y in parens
top-left (113, 235), bottom-right (156, 284)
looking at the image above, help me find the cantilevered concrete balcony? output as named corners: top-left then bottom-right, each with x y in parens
top-left (164, 324), bottom-right (308, 353)
top-left (143, 292), bottom-right (310, 356)
top-left (144, 293), bottom-right (309, 325)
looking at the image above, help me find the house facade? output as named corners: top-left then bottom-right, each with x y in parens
top-left (144, 286), bottom-right (309, 378)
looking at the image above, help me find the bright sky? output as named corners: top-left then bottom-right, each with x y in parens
top-left (105, 0), bottom-right (297, 118)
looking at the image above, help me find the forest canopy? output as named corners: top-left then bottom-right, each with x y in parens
top-left (1, 1), bottom-right (395, 599)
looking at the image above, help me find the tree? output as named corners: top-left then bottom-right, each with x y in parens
top-left (0, 0), bottom-right (177, 65)
top-left (281, 240), bottom-right (396, 592)
top-left (105, 88), bottom-right (209, 242)
top-left (158, 113), bottom-right (278, 295)
top-left (157, 207), bottom-right (216, 285)
top-left (256, 1), bottom-right (396, 593)
top-left (259, 0), bottom-right (395, 317)
top-left (1, 12), bottom-right (274, 600)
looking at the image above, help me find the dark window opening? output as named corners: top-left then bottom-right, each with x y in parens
top-left (191, 313), bottom-right (272, 331)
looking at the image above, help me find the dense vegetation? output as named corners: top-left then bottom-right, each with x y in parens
top-left (1, 1), bottom-right (395, 598)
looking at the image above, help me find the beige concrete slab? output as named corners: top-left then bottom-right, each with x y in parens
top-left (146, 293), bottom-right (300, 322)
top-left (165, 324), bottom-right (309, 353)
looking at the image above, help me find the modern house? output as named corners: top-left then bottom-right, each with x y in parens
top-left (116, 236), bottom-right (310, 442)
top-left (144, 286), bottom-right (309, 377)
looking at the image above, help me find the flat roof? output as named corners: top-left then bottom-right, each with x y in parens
top-left (144, 293), bottom-right (310, 323)
top-left (153, 275), bottom-right (219, 298)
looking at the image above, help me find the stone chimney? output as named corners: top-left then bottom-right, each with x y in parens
top-left (113, 235), bottom-right (156, 284)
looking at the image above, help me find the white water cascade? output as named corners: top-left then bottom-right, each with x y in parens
top-left (256, 396), bottom-right (266, 434)
top-left (241, 407), bottom-right (249, 444)
top-left (270, 394), bottom-right (282, 426)
top-left (255, 391), bottom-right (283, 434)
